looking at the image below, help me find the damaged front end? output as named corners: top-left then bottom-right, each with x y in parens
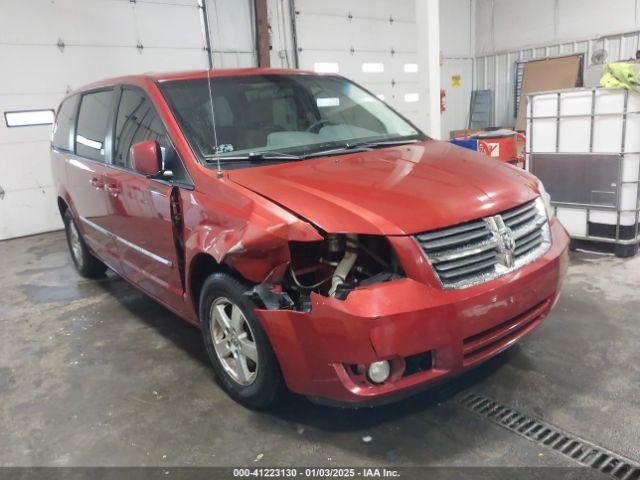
top-left (284, 233), bottom-right (404, 310)
top-left (248, 231), bottom-right (405, 312)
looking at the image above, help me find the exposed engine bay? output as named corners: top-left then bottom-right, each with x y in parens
top-left (280, 233), bottom-right (403, 311)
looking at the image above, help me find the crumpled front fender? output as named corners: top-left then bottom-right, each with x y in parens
top-left (183, 182), bottom-right (322, 284)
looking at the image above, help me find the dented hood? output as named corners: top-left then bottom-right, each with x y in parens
top-left (227, 141), bottom-right (539, 235)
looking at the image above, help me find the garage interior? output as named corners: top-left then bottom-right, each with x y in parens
top-left (1, 0), bottom-right (639, 477)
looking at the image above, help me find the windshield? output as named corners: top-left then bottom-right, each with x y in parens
top-left (159, 74), bottom-right (426, 167)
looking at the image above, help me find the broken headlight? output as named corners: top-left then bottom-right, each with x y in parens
top-left (286, 233), bottom-right (404, 308)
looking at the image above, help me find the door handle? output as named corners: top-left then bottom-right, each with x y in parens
top-left (89, 177), bottom-right (104, 189)
top-left (105, 183), bottom-right (122, 197)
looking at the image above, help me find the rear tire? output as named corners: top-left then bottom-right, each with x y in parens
top-left (63, 209), bottom-right (107, 278)
top-left (199, 272), bottom-right (284, 409)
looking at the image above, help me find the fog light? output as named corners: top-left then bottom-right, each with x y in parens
top-left (367, 360), bottom-right (390, 384)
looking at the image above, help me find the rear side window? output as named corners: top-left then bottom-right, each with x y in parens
top-left (76, 90), bottom-right (113, 162)
top-left (52, 95), bottom-right (78, 151)
top-left (115, 87), bottom-right (189, 182)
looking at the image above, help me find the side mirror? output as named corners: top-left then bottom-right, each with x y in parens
top-left (130, 140), bottom-right (162, 176)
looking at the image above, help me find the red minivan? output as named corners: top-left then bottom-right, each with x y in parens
top-left (51, 69), bottom-right (569, 408)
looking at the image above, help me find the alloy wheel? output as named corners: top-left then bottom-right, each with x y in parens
top-left (68, 220), bottom-right (84, 269)
top-left (209, 297), bottom-right (259, 386)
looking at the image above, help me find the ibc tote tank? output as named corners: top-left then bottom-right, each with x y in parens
top-left (526, 87), bottom-right (640, 257)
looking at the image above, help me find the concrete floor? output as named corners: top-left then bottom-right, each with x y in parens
top-left (1, 231), bottom-right (639, 469)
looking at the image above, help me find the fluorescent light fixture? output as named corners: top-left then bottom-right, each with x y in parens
top-left (362, 62), bottom-right (384, 73)
top-left (76, 134), bottom-right (103, 150)
top-left (376, 94), bottom-right (385, 100)
top-left (404, 93), bottom-right (420, 102)
top-left (314, 62), bottom-right (339, 73)
top-left (4, 109), bottom-right (54, 127)
top-left (316, 97), bottom-right (340, 107)
top-left (404, 63), bottom-right (419, 73)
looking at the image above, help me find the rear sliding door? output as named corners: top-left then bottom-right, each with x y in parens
top-left (65, 88), bottom-right (120, 269)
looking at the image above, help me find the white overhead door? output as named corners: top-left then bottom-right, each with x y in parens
top-left (0, 0), bottom-right (256, 240)
top-left (208, 0), bottom-right (257, 68)
top-left (292, 0), bottom-right (421, 123)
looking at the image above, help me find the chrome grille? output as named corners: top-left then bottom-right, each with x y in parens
top-left (416, 198), bottom-right (551, 289)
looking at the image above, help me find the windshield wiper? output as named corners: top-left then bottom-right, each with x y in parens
top-left (204, 139), bottom-right (421, 164)
top-left (302, 138), bottom-right (420, 159)
top-left (346, 138), bottom-right (420, 149)
top-left (302, 145), bottom-right (372, 159)
top-left (205, 151), bottom-right (304, 164)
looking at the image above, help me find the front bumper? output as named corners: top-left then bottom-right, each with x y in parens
top-left (256, 219), bottom-right (569, 405)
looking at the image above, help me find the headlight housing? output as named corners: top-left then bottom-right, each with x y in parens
top-left (536, 179), bottom-right (554, 220)
top-left (287, 234), bottom-right (404, 305)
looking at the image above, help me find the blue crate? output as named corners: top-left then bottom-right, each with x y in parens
top-left (449, 139), bottom-right (479, 151)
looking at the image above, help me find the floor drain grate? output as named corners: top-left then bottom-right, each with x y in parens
top-left (459, 393), bottom-right (640, 480)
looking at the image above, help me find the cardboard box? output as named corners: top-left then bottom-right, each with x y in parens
top-left (477, 135), bottom-right (525, 163)
top-left (449, 128), bottom-right (483, 139)
top-left (450, 129), bottom-right (526, 164)
top-left (515, 55), bottom-right (582, 131)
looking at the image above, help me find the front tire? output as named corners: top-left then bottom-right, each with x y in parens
top-left (199, 273), bottom-right (284, 409)
top-left (63, 209), bottom-right (107, 278)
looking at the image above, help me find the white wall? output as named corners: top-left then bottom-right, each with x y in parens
top-left (440, 0), bottom-right (474, 137)
top-left (475, 0), bottom-right (640, 56)
top-left (416, 0), bottom-right (442, 138)
top-left (441, 0), bottom-right (474, 57)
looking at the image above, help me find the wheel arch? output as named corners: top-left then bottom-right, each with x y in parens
top-left (57, 196), bottom-right (69, 217)
top-left (188, 252), bottom-right (238, 318)
top-left (56, 191), bottom-right (78, 223)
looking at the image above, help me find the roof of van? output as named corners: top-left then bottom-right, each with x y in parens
top-left (72, 68), bottom-right (324, 93)
top-left (151, 68), bottom-right (319, 82)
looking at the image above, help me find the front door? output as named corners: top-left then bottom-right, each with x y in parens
top-left (102, 86), bottom-right (190, 314)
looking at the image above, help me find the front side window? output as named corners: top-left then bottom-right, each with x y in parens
top-left (160, 74), bottom-right (424, 168)
top-left (114, 87), bottom-right (189, 182)
top-left (52, 95), bottom-right (78, 151)
top-left (76, 90), bottom-right (113, 162)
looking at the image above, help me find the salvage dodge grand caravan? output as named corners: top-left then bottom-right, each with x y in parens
top-left (51, 69), bottom-right (569, 408)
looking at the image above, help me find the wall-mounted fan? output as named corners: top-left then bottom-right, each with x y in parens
top-left (591, 49), bottom-right (608, 65)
